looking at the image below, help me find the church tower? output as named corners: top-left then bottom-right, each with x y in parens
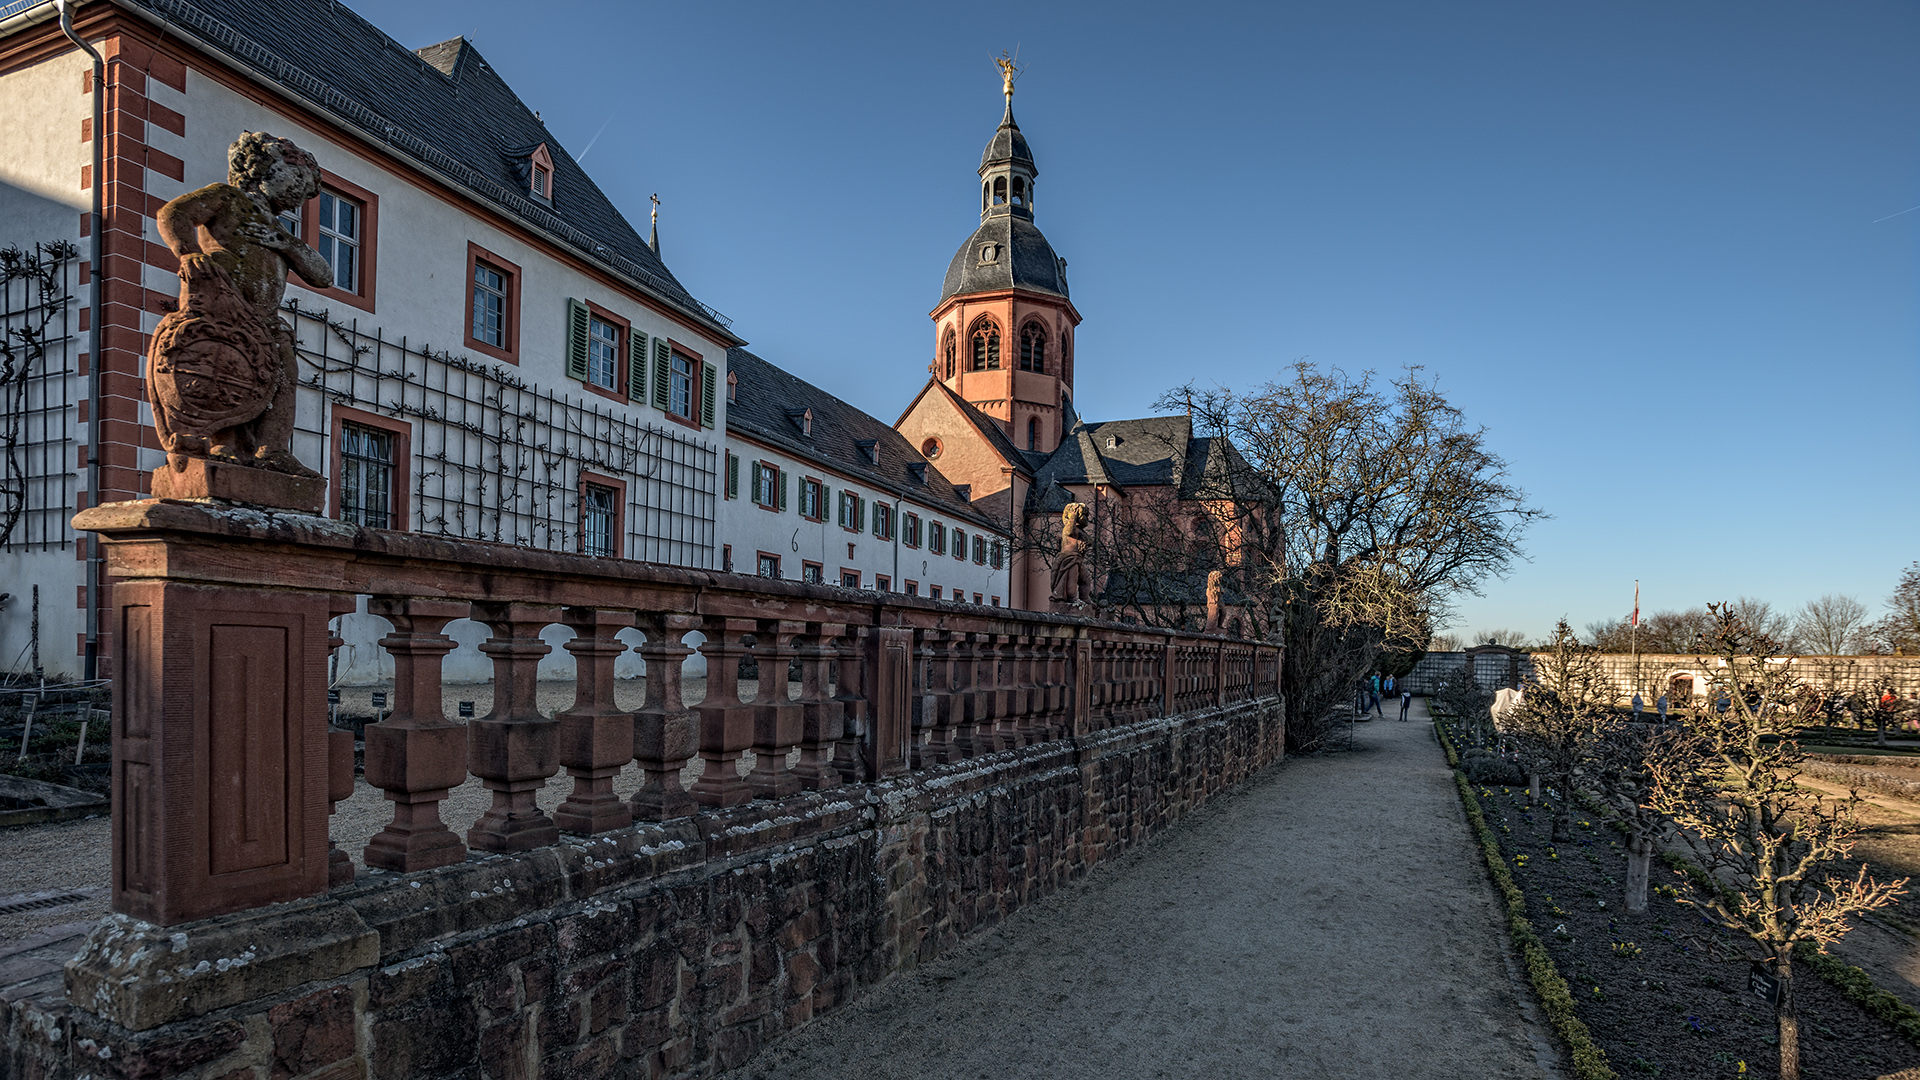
top-left (928, 64), bottom-right (1081, 456)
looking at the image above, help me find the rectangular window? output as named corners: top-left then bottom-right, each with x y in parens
top-left (904, 580), bottom-right (918, 596)
top-left (339, 422), bottom-right (393, 529)
top-left (317, 189), bottom-right (362, 295)
top-left (875, 575), bottom-right (891, 592)
top-left (990, 540), bottom-right (1004, 569)
top-left (723, 544), bottom-right (732, 573)
top-left (670, 352), bottom-right (695, 420)
top-left (799, 478), bottom-right (824, 520)
top-left (277, 201), bottom-right (302, 239)
top-left (952, 529), bottom-right (966, 560)
top-left (928, 521), bottom-right (945, 555)
top-left (838, 490), bottom-right (865, 531)
top-left (841, 570), bottom-right (861, 589)
top-left (802, 562), bottom-right (823, 584)
top-left (930, 585), bottom-right (943, 600)
top-left (974, 592), bottom-right (984, 605)
top-left (872, 502), bottom-right (893, 541)
top-left (587, 314), bottom-right (620, 390)
top-left (902, 513), bottom-right (921, 548)
top-left (991, 596), bottom-right (1001, 607)
top-left (582, 482), bottom-right (616, 557)
top-left (752, 461), bottom-right (782, 508)
top-left (472, 262), bottom-right (508, 348)
top-left (972, 535), bottom-right (987, 564)
top-left (757, 552), bottom-right (781, 578)
top-left (465, 243), bottom-right (519, 362)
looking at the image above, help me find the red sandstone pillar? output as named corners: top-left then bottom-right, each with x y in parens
top-left (1071, 637), bottom-right (1092, 738)
top-left (793, 623), bottom-right (846, 789)
top-left (467, 602), bottom-right (561, 851)
top-left (631, 613), bottom-right (699, 821)
top-left (693, 619), bottom-right (756, 806)
top-left (109, 580), bottom-right (335, 925)
top-left (748, 620), bottom-right (804, 799)
top-left (951, 633), bottom-right (990, 758)
top-left (920, 630), bottom-right (960, 765)
top-left (363, 597), bottom-right (469, 873)
top-left (832, 627), bottom-right (869, 783)
top-left (554, 607), bottom-right (635, 835)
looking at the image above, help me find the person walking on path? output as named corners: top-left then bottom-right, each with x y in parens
top-left (1657, 693), bottom-right (1669, 723)
top-left (1371, 682), bottom-right (1386, 717)
top-left (1631, 692), bottom-right (1644, 720)
top-left (1400, 690), bottom-right (1413, 722)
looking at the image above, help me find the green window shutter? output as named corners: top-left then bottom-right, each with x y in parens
top-left (652, 339), bottom-right (671, 411)
top-left (566, 299), bottom-right (590, 381)
top-left (778, 469), bottom-right (789, 511)
top-left (628, 331), bottom-right (647, 402)
top-left (726, 452), bottom-right (738, 499)
top-left (701, 362), bottom-right (717, 428)
top-left (857, 497), bottom-right (866, 532)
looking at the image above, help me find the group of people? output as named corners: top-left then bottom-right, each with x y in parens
top-left (1628, 691), bottom-right (1671, 723)
top-left (1355, 673), bottom-right (1413, 722)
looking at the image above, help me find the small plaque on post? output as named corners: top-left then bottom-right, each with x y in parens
top-left (1749, 964), bottom-right (1782, 1008)
top-left (458, 701), bottom-right (475, 719)
top-left (371, 691), bottom-right (387, 710)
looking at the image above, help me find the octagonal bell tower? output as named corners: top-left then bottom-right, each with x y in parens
top-left (929, 62), bottom-right (1081, 456)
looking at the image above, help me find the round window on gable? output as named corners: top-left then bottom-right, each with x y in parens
top-left (922, 438), bottom-right (943, 460)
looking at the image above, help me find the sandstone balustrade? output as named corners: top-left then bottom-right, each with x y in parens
top-left (69, 499), bottom-right (1280, 928)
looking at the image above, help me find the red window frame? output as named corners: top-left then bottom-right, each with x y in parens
top-left (578, 470), bottom-right (627, 558)
top-left (465, 241), bottom-right (521, 364)
top-left (289, 170), bottom-right (378, 313)
top-left (581, 300), bottom-right (631, 403)
top-left (328, 404), bottom-right (410, 529)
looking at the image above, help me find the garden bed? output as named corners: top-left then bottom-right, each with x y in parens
top-left (1440, 722), bottom-right (1920, 1080)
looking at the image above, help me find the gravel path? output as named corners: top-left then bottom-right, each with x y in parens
top-left (729, 700), bottom-right (1566, 1080)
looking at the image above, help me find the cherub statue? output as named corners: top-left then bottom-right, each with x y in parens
top-left (148, 131), bottom-right (332, 476)
top-left (1049, 501), bottom-right (1094, 609)
top-left (1205, 569), bottom-right (1226, 633)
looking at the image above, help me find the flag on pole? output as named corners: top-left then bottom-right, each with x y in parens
top-left (1631, 581), bottom-right (1640, 628)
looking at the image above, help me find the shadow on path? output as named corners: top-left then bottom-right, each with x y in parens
top-left (729, 701), bottom-right (1566, 1079)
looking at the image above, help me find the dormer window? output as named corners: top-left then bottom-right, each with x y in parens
top-left (907, 462), bottom-right (928, 485)
top-left (526, 142), bottom-right (555, 204)
top-left (786, 406), bottom-right (813, 437)
top-left (855, 439), bottom-right (879, 465)
top-left (726, 370), bottom-right (738, 403)
top-left (954, 484), bottom-right (971, 501)
top-left (1105, 434), bottom-right (1117, 450)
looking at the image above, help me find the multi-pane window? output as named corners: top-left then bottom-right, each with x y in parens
top-left (669, 352), bottom-right (695, 420)
top-left (799, 478), bottom-right (824, 520)
top-left (973, 535), bottom-right (988, 564)
top-left (802, 563), bottom-right (823, 584)
top-left (930, 585), bottom-right (943, 600)
top-left (757, 553), bottom-right (781, 578)
top-left (952, 529), bottom-right (966, 560)
top-left (875, 575), bottom-right (891, 592)
top-left (277, 202), bottom-right (302, 239)
top-left (841, 570), bottom-right (861, 588)
top-left (838, 491), bottom-right (863, 530)
top-left (928, 521), bottom-right (946, 555)
top-left (752, 462), bottom-right (780, 508)
top-left (904, 581), bottom-right (918, 596)
top-left (582, 482), bottom-right (616, 557)
top-left (872, 503), bottom-right (893, 540)
top-left (990, 541), bottom-right (1004, 568)
top-left (317, 189), bottom-right (361, 294)
top-left (1020, 323), bottom-right (1046, 372)
top-left (586, 315), bottom-right (619, 390)
top-left (471, 262), bottom-right (508, 348)
top-left (971, 321), bottom-right (1000, 371)
top-left (339, 422), bottom-right (393, 529)
top-left (903, 513), bottom-right (921, 547)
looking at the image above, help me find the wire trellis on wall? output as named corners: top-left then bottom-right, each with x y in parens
top-left (287, 301), bottom-right (718, 568)
top-left (0, 242), bottom-right (77, 553)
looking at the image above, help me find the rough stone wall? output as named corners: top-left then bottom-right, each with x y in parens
top-left (2, 698), bottom-right (1282, 1080)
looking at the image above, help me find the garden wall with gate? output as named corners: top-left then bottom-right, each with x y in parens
top-left (0, 499), bottom-right (1283, 1080)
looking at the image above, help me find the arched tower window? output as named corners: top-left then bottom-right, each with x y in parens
top-left (1011, 177), bottom-right (1025, 206)
top-left (1019, 322), bottom-right (1047, 373)
top-left (1028, 417), bottom-right (1039, 450)
top-left (981, 181), bottom-right (989, 212)
top-left (992, 177), bottom-right (1007, 205)
top-left (943, 327), bottom-right (957, 380)
top-left (970, 318), bottom-right (1001, 371)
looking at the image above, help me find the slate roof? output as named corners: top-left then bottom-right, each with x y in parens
top-left (726, 349), bottom-right (1003, 530)
top-left (1027, 415), bottom-right (1271, 512)
top-left (939, 214), bottom-right (1070, 306)
top-left (980, 101), bottom-right (1036, 172)
top-left (117, 0), bottom-right (737, 341)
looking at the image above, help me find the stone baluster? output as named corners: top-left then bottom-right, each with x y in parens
top-left (553, 607), bottom-right (635, 835)
top-left (951, 633), bottom-right (990, 758)
top-left (749, 619), bottom-right (805, 799)
top-left (920, 630), bottom-right (960, 765)
top-left (693, 619), bottom-right (757, 806)
top-left (326, 728), bottom-right (355, 887)
top-left (992, 635), bottom-right (1023, 749)
top-left (363, 597), bottom-right (469, 872)
top-left (832, 627), bottom-right (868, 783)
top-left (1014, 636), bottom-right (1044, 745)
top-left (467, 601), bottom-right (561, 852)
top-left (793, 622), bottom-right (845, 789)
top-left (630, 613), bottom-right (700, 821)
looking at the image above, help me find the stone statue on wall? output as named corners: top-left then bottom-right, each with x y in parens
top-left (1049, 502), bottom-right (1094, 610)
top-left (149, 132), bottom-right (330, 489)
top-left (1205, 569), bottom-right (1226, 633)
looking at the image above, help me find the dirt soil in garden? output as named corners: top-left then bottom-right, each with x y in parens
top-left (1464, 772), bottom-right (1920, 1080)
top-left (728, 701), bottom-right (1566, 1080)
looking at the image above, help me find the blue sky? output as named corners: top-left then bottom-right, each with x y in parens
top-left (356, 1), bottom-right (1917, 641)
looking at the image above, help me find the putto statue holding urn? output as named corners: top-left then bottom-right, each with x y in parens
top-left (147, 131), bottom-right (331, 509)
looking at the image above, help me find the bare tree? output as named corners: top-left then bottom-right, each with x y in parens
top-left (1727, 595), bottom-right (1795, 649)
top-left (1590, 719), bottom-right (1679, 913)
top-left (1646, 604), bottom-right (1907, 1080)
top-left (1792, 593), bottom-right (1870, 656)
top-left (1870, 562), bottom-right (1920, 655)
top-left (1501, 620), bottom-right (1613, 841)
top-left (1471, 628), bottom-right (1532, 649)
top-left (1428, 631), bottom-right (1463, 653)
top-left (1164, 364), bottom-right (1542, 751)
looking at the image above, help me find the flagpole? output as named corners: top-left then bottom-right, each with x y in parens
top-left (1630, 580), bottom-right (1639, 702)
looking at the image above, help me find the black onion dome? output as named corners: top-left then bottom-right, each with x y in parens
top-left (979, 102), bottom-right (1035, 173)
top-left (939, 214), bottom-right (1068, 305)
